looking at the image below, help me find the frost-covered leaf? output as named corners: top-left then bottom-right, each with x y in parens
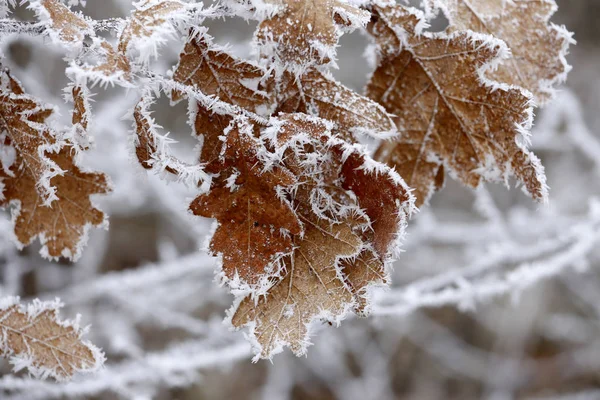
top-left (119, 0), bottom-right (189, 62)
top-left (68, 84), bottom-right (92, 150)
top-left (0, 297), bottom-right (104, 382)
top-left (0, 68), bottom-right (62, 203)
top-left (0, 145), bottom-right (110, 260)
top-left (231, 209), bottom-right (364, 359)
top-left (268, 112), bottom-right (414, 258)
top-left (192, 102), bottom-right (234, 165)
top-left (428, 0), bottom-right (574, 104)
top-left (275, 69), bottom-right (397, 139)
top-left (255, 0), bottom-right (370, 66)
top-left (366, 4), bottom-right (547, 206)
top-left (68, 39), bottom-right (133, 86)
top-left (171, 31), bottom-right (270, 112)
top-left (190, 119), bottom-right (301, 288)
top-left (230, 113), bottom-right (412, 358)
top-left (341, 248), bottom-right (387, 316)
top-left (338, 147), bottom-right (413, 258)
top-left (32, 0), bottom-right (92, 46)
top-left (0, 70), bottom-right (110, 260)
top-left (133, 94), bottom-right (212, 189)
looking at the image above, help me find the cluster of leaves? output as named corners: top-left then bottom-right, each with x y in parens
top-left (0, 0), bottom-right (572, 369)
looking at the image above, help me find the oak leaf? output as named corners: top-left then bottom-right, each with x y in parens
top-left (231, 209), bottom-right (364, 359)
top-left (255, 0), bottom-right (370, 66)
top-left (190, 119), bottom-right (302, 288)
top-left (118, 0), bottom-right (188, 61)
top-left (268, 113), bottom-right (414, 256)
top-left (171, 32), bottom-right (270, 112)
top-left (428, 0), bottom-right (574, 104)
top-left (231, 113), bottom-right (412, 358)
top-left (0, 146), bottom-right (110, 260)
top-left (366, 4), bottom-right (547, 206)
top-left (275, 69), bottom-right (397, 140)
top-left (35, 0), bottom-right (92, 46)
top-left (0, 297), bottom-right (104, 381)
top-left (132, 95), bottom-right (212, 190)
top-left (0, 69), bottom-right (62, 203)
top-left (0, 70), bottom-right (110, 260)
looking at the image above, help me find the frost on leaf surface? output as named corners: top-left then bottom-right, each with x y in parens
top-left (428, 0), bottom-right (574, 104)
top-left (231, 207), bottom-right (364, 359)
top-left (274, 69), bottom-right (397, 140)
top-left (119, 0), bottom-right (189, 62)
top-left (0, 297), bottom-right (104, 382)
top-left (190, 119), bottom-right (302, 288)
top-left (34, 0), bottom-right (92, 46)
top-left (0, 70), bottom-right (110, 260)
top-left (171, 31), bottom-right (270, 113)
top-left (254, 0), bottom-right (370, 66)
top-left (366, 4), bottom-right (547, 207)
top-left (0, 69), bottom-right (61, 203)
top-left (231, 113), bottom-right (413, 359)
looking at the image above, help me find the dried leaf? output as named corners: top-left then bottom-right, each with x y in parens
top-left (36, 0), bottom-right (92, 45)
top-left (275, 69), bottom-right (397, 140)
top-left (268, 113), bottom-right (414, 257)
top-left (192, 102), bottom-right (233, 165)
top-left (0, 70), bottom-right (109, 260)
top-left (190, 119), bottom-right (301, 288)
top-left (118, 0), bottom-right (187, 58)
top-left (230, 113), bottom-right (412, 358)
top-left (255, 0), bottom-right (370, 65)
top-left (69, 85), bottom-right (92, 150)
top-left (231, 210), bottom-right (363, 359)
top-left (339, 149), bottom-right (413, 258)
top-left (132, 95), bottom-right (212, 189)
top-left (171, 32), bottom-right (270, 112)
top-left (0, 69), bottom-right (61, 203)
top-left (0, 146), bottom-right (110, 260)
top-left (0, 297), bottom-right (104, 381)
top-left (92, 40), bottom-right (133, 83)
top-left (428, 0), bottom-right (574, 104)
top-left (366, 4), bottom-right (547, 206)
top-left (341, 249), bottom-right (387, 316)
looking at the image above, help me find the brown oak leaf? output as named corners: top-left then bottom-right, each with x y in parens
top-left (70, 85), bottom-right (93, 150)
top-left (275, 69), bottom-right (397, 140)
top-left (118, 0), bottom-right (187, 58)
top-left (91, 40), bottom-right (133, 83)
top-left (255, 0), bottom-right (370, 65)
top-left (427, 0), bottom-right (574, 104)
top-left (171, 32), bottom-right (270, 112)
top-left (192, 103), bottom-right (233, 165)
top-left (338, 148), bottom-right (413, 258)
top-left (341, 248), bottom-right (388, 316)
top-left (269, 113), bottom-right (414, 258)
top-left (0, 146), bottom-right (110, 260)
top-left (0, 297), bottom-right (104, 382)
top-left (366, 4), bottom-right (547, 207)
top-left (0, 69), bottom-right (61, 203)
top-left (231, 209), bottom-right (364, 359)
top-left (36, 0), bottom-right (92, 45)
top-left (190, 120), bottom-right (301, 288)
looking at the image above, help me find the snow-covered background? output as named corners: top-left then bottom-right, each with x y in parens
top-left (2, 1), bottom-right (600, 399)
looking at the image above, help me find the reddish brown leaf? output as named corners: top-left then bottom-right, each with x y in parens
top-left (0, 146), bottom-right (109, 260)
top-left (171, 32), bottom-right (270, 112)
top-left (275, 69), bottom-right (396, 140)
top-left (190, 120), bottom-right (301, 287)
top-left (255, 0), bottom-right (370, 65)
top-left (428, 0), bottom-right (573, 104)
top-left (366, 4), bottom-right (547, 207)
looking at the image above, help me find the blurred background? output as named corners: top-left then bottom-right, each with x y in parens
top-left (2, 0), bottom-right (600, 399)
